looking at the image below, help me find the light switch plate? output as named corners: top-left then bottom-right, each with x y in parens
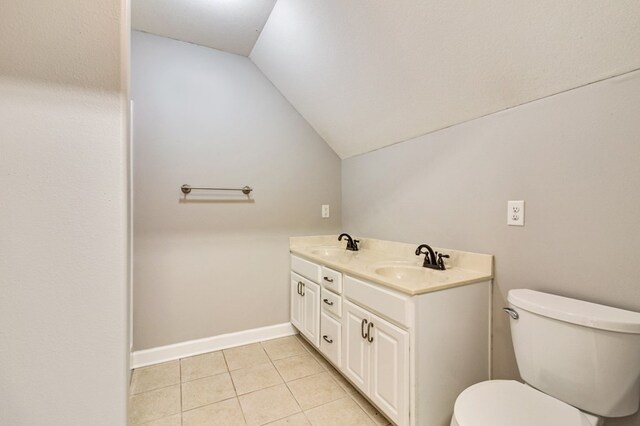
top-left (322, 204), bottom-right (330, 218)
top-left (508, 200), bottom-right (525, 226)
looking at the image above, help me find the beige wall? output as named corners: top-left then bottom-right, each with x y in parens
top-left (0, 1), bottom-right (130, 424)
top-left (342, 70), bottom-right (640, 425)
top-left (132, 32), bottom-right (341, 350)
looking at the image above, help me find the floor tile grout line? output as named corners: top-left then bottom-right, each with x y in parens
top-left (222, 350), bottom-right (249, 426)
top-left (300, 410), bottom-right (312, 425)
top-left (294, 335), bottom-right (387, 424)
top-left (227, 360), bottom-right (272, 373)
top-left (134, 412), bottom-right (182, 426)
top-left (179, 351), bottom-right (229, 384)
top-left (178, 365), bottom-right (183, 426)
top-left (344, 395), bottom-right (382, 426)
top-left (291, 335), bottom-right (361, 413)
top-left (133, 335), bottom-right (382, 426)
top-left (180, 395), bottom-right (237, 414)
top-left (181, 370), bottom-right (233, 386)
top-left (130, 360), bottom-right (182, 395)
top-left (130, 380), bottom-right (181, 396)
top-left (267, 349), bottom-right (317, 364)
top-left (237, 395), bottom-right (248, 426)
top-left (271, 352), bottom-right (324, 382)
top-left (178, 357), bottom-right (183, 423)
top-left (263, 341), bottom-right (307, 424)
top-left (277, 359), bottom-right (349, 414)
top-left (303, 395), bottom-right (359, 425)
top-left (276, 367), bottom-right (324, 384)
top-left (260, 338), bottom-right (309, 363)
top-left (129, 383), bottom-right (184, 421)
top-left (350, 392), bottom-right (392, 426)
top-left (236, 380), bottom-right (300, 424)
top-left (233, 352), bottom-right (379, 423)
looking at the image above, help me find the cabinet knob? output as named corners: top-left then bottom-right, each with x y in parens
top-left (323, 298), bottom-right (334, 306)
top-left (322, 335), bottom-right (333, 344)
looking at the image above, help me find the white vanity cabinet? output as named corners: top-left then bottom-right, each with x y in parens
top-left (290, 252), bottom-right (491, 426)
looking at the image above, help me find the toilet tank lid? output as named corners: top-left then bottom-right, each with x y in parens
top-left (508, 289), bottom-right (640, 334)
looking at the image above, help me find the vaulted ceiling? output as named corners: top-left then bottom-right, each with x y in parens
top-left (132, 0), bottom-right (277, 56)
top-left (133, 0), bottom-right (640, 158)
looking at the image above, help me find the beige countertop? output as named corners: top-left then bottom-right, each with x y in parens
top-left (290, 235), bottom-right (494, 296)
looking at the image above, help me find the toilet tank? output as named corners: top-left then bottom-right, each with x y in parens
top-left (508, 289), bottom-right (640, 417)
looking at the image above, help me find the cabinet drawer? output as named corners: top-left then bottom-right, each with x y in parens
top-left (291, 255), bottom-right (321, 283)
top-left (321, 266), bottom-right (343, 294)
top-left (320, 312), bottom-right (341, 368)
top-left (344, 275), bottom-right (412, 328)
top-left (321, 288), bottom-right (342, 318)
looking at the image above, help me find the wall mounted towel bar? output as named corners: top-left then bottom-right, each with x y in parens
top-left (181, 184), bottom-right (253, 195)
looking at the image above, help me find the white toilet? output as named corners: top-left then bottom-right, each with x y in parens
top-left (451, 289), bottom-right (640, 426)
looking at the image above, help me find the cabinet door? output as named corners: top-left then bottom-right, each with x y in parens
top-left (302, 280), bottom-right (320, 347)
top-left (342, 300), bottom-right (370, 393)
top-left (368, 313), bottom-right (409, 426)
top-left (290, 275), bottom-right (304, 331)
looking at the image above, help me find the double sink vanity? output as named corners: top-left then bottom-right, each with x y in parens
top-left (289, 235), bottom-right (493, 426)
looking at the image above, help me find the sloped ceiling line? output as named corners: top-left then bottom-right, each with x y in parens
top-left (250, 0), bottom-right (640, 158)
top-left (132, 0), bottom-right (640, 159)
top-left (132, 0), bottom-right (277, 56)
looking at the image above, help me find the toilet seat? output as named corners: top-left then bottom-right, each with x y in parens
top-left (452, 380), bottom-right (593, 426)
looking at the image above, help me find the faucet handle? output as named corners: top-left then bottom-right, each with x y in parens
top-left (436, 252), bottom-right (450, 270)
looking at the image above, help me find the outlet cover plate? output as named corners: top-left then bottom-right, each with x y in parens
top-left (322, 204), bottom-right (330, 218)
top-left (508, 200), bottom-right (525, 226)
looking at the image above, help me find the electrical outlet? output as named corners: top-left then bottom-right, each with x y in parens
top-left (507, 200), bottom-right (525, 226)
top-left (322, 204), bottom-right (330, 218)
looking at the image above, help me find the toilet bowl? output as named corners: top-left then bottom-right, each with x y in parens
top-left (450, 380), bottom-right (602, 426)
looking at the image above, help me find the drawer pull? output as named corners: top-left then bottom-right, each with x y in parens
top-left (367, 322), bottom-right (374, 343)
top-left (322, 335), bottom-right (333, 344)
top-left (323, 276), bottom-right (334, 283)
top-left (361, 318), bottom-right (369, 339)
top-left (323, 298), bottom-right (334, 306)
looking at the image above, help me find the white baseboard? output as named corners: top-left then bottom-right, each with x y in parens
top-left (131, 322), bottom-right (297, 369)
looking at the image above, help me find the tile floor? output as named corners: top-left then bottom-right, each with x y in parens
top-left (129, 334), bottom-right (392, 426)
